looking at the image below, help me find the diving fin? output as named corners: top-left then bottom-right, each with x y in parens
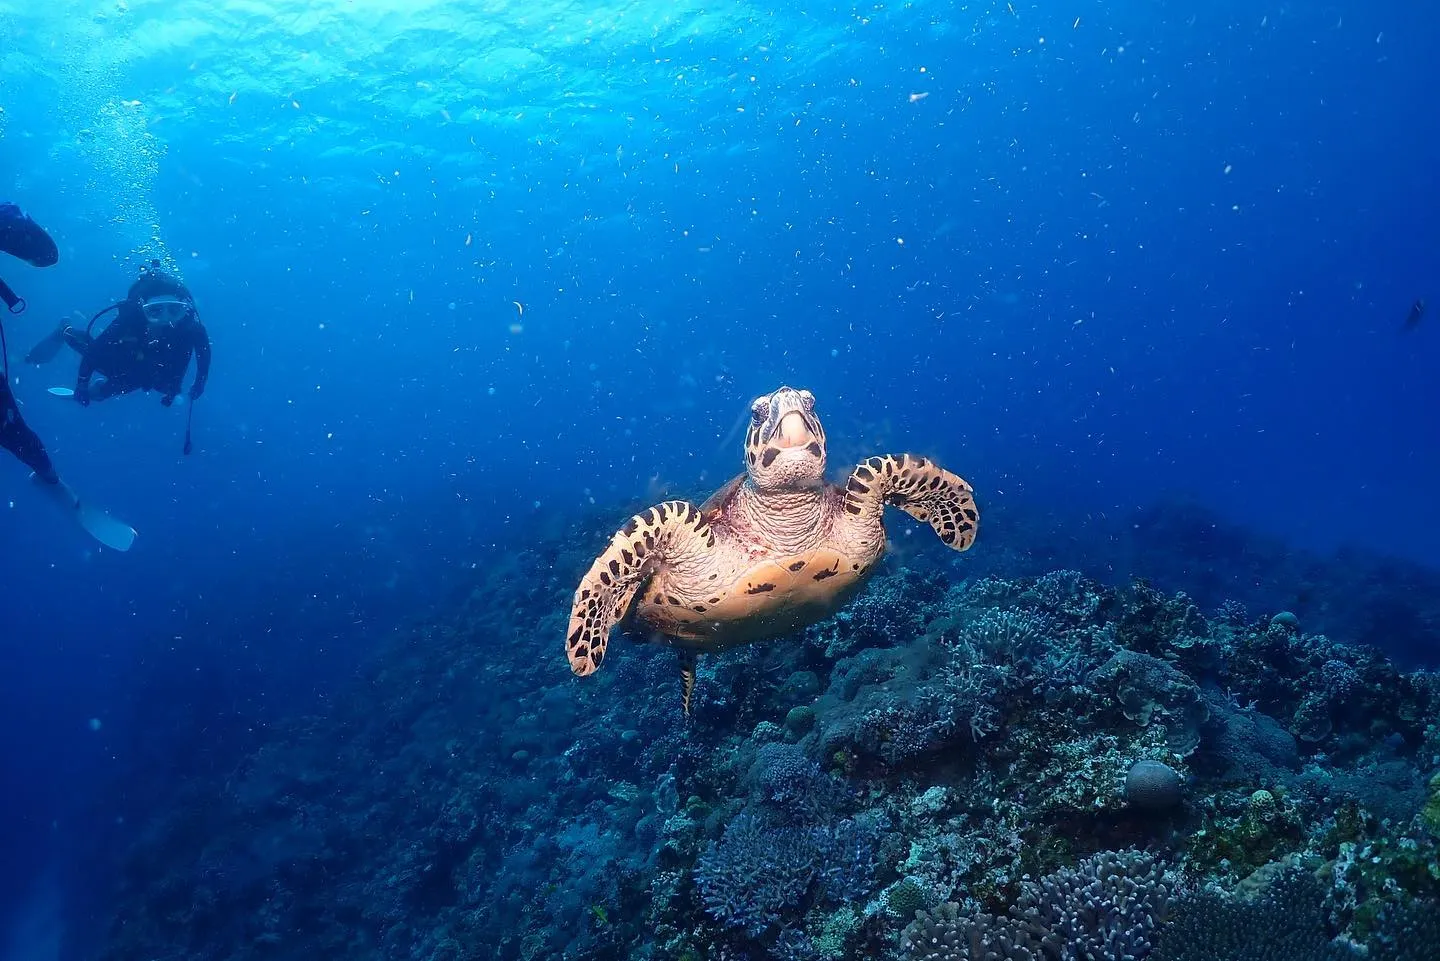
top-left (31, 474), bottom-right (137, 552)
top-left (76, 502), bottom-right (138, 552)
top-left (25, 324), bottom-right (68, 366)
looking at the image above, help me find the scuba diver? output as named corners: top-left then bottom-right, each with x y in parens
top-left (28, 259), bottom-right (211, 410)
top-left (0, 201), bottom-right (135, 551)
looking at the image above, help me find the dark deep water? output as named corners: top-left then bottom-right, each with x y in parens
top-left (1, 2), bottom-right (1438, 959)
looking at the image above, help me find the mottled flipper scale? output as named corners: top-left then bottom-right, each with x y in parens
top-left (566, 500), bottom-right (715, 677)
top-left (844, 454), bottom-right (979, 550)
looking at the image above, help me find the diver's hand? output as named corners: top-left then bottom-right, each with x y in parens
top-left (75, 382), bottom-right (90, 407)
top-left (160, 393), bottom-right (175, 407)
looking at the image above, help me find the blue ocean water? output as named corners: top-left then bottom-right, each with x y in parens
top-left (1, 2), bottom-right (1437, 959)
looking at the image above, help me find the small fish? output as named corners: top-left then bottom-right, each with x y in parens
top-left (1404, 298), bottom-right (1425, 330)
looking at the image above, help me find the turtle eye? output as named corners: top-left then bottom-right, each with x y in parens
top-left (799, 390), bottom-right (815, 410)
top-left (750, 396), bottom-right (770, 421)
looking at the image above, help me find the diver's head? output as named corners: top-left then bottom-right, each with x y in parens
top-left (743, 386), bottom-right (827, 491)
top-left (128, 261), bottom-right (195, 314)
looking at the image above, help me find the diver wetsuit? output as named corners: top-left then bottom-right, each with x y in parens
top-left (0, 203), bottom-right (138, 550)
top-left (61, 265), bottom-right (212, 406)
top-left (68, 301), bottom-right (211, 405)
top-left (0, 202), bottom-right (58, 269)
top-left (0, 379), bottom-right (57, 482)
top-left (0, 201), bottom-right (60, 483)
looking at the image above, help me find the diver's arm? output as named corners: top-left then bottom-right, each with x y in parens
top-left (75, 351), bottom-right (95, 400)
top-left (189, 322), bottom-right (211, 398)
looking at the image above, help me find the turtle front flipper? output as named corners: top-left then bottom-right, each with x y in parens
top-left (844, 454), bottom-right (979, 550)
top-left (567, 500), bottom-right (716, 676)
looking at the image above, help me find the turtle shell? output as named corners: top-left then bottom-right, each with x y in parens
top-left (631, 545), bottom-right (872, 650)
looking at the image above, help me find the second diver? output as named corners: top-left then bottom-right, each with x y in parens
top-left (28, 260), bottom-right (211, 408)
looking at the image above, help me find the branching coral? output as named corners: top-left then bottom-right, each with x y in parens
top-left (900, 849), bottom-right (1179, 961)
top-left (901, 901), bottom-right (1042, 961)
top-left (694, 812), bottom-right (820, 936)
top-left (747, 742), bottom-right (849, 822)
top-left (693, 810), bottom-right (881, 936)
top-left (951, 609), bottom-right (1055, 664)
top-left (1022, 570), bottom-right (1102, 623)
top-left (1010, 849), bottom-right (1179, 960)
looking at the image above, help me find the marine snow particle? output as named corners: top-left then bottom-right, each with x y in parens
top-left (1125, 759), bottom-right (1183, 811)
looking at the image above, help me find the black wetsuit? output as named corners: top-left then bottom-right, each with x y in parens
top-left (0, 202), bottom-right (58, 269)
top-left (0, 201), bottom-right (59, 482)
top-left (0, 378), bottom-right (57, 482)
top-left (69, 300), bottom-right (211, 404)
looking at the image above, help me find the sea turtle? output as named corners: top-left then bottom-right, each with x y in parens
top-left (566, 385), bottom-right (979, 714)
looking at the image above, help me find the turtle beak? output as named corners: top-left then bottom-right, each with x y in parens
top-left (774, 411), bottom-right (815, 448)
top-left (760, 388), bottom-right (819, 447)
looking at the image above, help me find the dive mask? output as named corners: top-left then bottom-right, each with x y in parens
top-left (141, 296), bottom-right (193, 325)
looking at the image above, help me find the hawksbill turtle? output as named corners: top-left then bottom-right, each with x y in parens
top-left (566, 385), bottom-right (979, 713)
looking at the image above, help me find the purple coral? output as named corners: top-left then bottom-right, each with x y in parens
top-left (900, 850), bottom-right (1179, 961)
top-left (694, 812), bottom-right (818, 936)
top-left (693, 811), bottom-right (879, 936)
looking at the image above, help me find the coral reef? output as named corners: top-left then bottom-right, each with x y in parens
top-left (899, 849), bottom-right (1178, 961)
top-left (1151, 867), bottom-right (1357, 961)
top-left (91, 503), bottom-right (1440, 961)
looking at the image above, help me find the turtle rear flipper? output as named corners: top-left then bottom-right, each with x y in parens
top-left (678, 650), bottom-right (698, 718)
top-left (844, 454), bottom-right (979, 551)
top-left (567, 500), bottom-right (715, 676)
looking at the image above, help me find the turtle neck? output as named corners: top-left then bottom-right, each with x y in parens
top-left (735, 482), bottom-right (828, 554)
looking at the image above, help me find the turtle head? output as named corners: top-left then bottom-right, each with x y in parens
top-left (744, 386), bottom-right (827, 491)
